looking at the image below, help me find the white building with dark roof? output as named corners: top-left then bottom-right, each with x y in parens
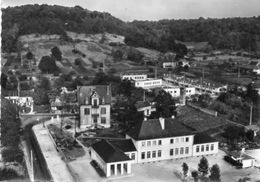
top-left (135, 101), bottom-right (156, 117)
top-left (77, 85), bottom-right (111, 128)
top-left (90, 139), bottom-right (136, 177)
top-left (126, 117), bottom-right (218, 163)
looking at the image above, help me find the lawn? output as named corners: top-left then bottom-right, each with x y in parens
top-left (177, 106), bottom-right (229, 132)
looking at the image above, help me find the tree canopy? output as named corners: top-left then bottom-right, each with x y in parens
top-left (38, 55), bottom-right (59, 74)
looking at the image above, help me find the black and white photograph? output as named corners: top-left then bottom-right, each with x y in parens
top-left (1, 0), bottom-right (260, 181)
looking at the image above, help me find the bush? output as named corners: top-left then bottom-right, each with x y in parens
top-left (0, 167), bottom-right (19, 180)
top-left (2, 147), bottom-right (24, 163)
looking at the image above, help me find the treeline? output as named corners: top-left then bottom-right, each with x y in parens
top-left (2, 4), bottom-right (260, 53)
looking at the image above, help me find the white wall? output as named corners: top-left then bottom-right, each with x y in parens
top-left (80, 104), bottom-right (110, 128)
top-left (128, 135), bottom-right (194, 163)
top-left (185, 87), bottom-right (196, 97)
top-left (163, 87), bottom-right (181, 98)
top-left (135, 79), bottom-right (163, 89)
top-left (192, 142), bottom-right (218, 156)
top-left (242, 159), bottom-right (255, 168)
top-left (122, 74), bottom-right (147, 81)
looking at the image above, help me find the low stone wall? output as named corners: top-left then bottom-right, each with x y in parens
top-left (187, 102), bottom-right (218, 117)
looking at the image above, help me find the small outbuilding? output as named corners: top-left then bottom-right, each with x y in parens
top-left (229, 151), bottom-right (255, 168)
top-left (90, 139), bottom-right (136, 177)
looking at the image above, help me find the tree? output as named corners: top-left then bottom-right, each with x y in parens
top-left (51, 46), bottom-right (62, 61)
top-left (198, 156), bottom-right (209, 176)
top-left (1, 73), bottom-right (8, 89)
top-left (38, 56), bottom-right (59, 74)
top-left (182, 162), bottom-right (189, 177)
top-left (33, 88), bottom-right (49, 105)
top-left (149, 90), bottom-right (176, 119)
top-left (39, 77), bottom-right (51, 90)
top-left (223, 126), bottom-right (245, 144)
top-left (209, 164), bottom-right (221, 182)
top-left (191, 171), bottom-right (199, 182)
top-left (74, 58), bottom-right (82, 66)
top-left (246, 130), bottom-right (255, 142)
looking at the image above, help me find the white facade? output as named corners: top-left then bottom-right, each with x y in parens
top-left (163, 87), bottom-right (181, 98)
top-left (137, 106), bottom-right (156, 116)
top-left (192, 143), bottom-right (218, 156)
top-left (122, 74), bottom-right (147, 81)
top-left (162, 62), bottom-right (177, 69)
top-left (185, 87), bottom-right (196, 97)
top-left (135, 79), bottom-right (163, 89)
top-left (253, 68), bottom-right (260, 75)
top-left (90, 147), bottom-right (132, 177)
top-left (126, 135), bottom-right (194, 163)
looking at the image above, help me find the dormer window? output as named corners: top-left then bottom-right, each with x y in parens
top-left (91, 91), bottom-right (99, 106)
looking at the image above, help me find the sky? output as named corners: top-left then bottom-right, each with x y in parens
top-left (1, 0), bottom-right (260, 21)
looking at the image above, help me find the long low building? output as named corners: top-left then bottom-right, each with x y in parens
top-left (135, 79), bottom-right (163, 89)
top-left (121, 73), bottom-right (148, 81)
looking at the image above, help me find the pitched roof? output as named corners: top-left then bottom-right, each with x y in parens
top-left (109, 139), bottom-right (137, 152)
top-left (91, 140), bottom-right (131, 163)
top-left (193, 133), bottom-right (217, 144)
top-left (229, 151), bottom-right (255, 160)
top-left (77, 85), bottom-right (111, 105)
top-left (127, 118), bottom-right (194, 140)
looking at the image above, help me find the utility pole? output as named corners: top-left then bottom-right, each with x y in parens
top-left (249, 103), bottom-right (253, 126)
top-left (143, 90), bottom-right (146, 102)
top-left (155, 65), bottom-right (157, 79)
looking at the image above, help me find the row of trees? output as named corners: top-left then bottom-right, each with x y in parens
top-left (182, 157), bottom-right (221, 182)
top-left (0, 98), bottom-right (24, 180)
top-left (2, 5), bottom-right (260, 53)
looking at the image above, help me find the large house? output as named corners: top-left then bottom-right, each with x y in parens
top-left (90, 117), bottom-right (218, 177)
top-left (77, 85), bottom-right (111, 128)
top-left (135, 101), bottom-right (156, 117)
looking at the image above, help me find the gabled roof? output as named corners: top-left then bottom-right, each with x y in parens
top-left (77, 85), bottom-right (111, 105)
top-left (193, 133), bottom-right (217, 144)
top-left (109, 139), bottom-right (137, 152)
top-left (91, 140), bottom-right (131, 163)
top-left (229, 151), bottom-right (255, 160)
top-left (127, 118), bottom-right (194, 140)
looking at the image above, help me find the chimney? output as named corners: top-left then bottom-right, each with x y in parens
top-left (107, 85), bottom-right (110, 96)
top-left (159, 117), bottom-right (165, 130)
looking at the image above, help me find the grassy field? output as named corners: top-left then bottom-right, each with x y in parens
top-left (177, 106), bottom-right (229, 132)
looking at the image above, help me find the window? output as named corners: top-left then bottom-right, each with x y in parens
top-left (142, 142), bottom-right (145, 147)
top-left (211, 144), bottom-right (214, 151)
top-left (206, 145), bottom-right (209, 151)
top-left (170, 139), bottom-right (174, 144)
top-left (101, 117), bottom-right (106, 124)
top-left (180, 147), bottom-right (184, 155)
top-left (176, 138), bottom-right (179, 143)
top-left (186, 137), bottom-right (189, 142)
top-left (147, 141), bottom-right (151, 146)
top-left (101, 107), bottom-right (106, 114)
top-left (201, 145), bottom-right (204, 152)
top-left (181, 138), bottom-right (184, 142)
top-left (84, 108), bottom-right (90, 115)
top-left (93, 99), bottom-right (98, 106)
top-left (131, 153), bottom-right (135, 160)
top-left (158, 150), bottom-right (162, 157)
top-left (141, 152), bottom-right (145, 159)
top-left (185, 147), bottom-right (189, 154)
top-left (153, 140), bottom-right (156, 146)
top-left (175, 148), bottom-right (179, 155)
top-left (147, 151), bottom-right (151, 158)
top-left (158, 140), bottom-right (162, 145)
top-left (170, 149), bottom-right (174, 156)
top-left (152, 151), bottom-right (156, 158)
top-left (196, 146), bottom-right (200, 153)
